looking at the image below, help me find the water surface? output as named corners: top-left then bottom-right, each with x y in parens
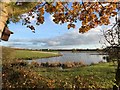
top-left (28, 51), bottom-right (106, 65)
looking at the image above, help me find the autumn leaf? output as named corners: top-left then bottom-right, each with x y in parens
top-left (67, 24), bottom-right (75, 29)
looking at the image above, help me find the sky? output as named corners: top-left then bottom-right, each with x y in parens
top-left (0, 13), bottom-right (115, 49)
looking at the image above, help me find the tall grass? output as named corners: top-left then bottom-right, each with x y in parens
top-left (30, 61), bottom-right (86, 68)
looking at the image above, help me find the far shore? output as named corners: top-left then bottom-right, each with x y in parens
top-left (15, 49), bottom-right (62, 60)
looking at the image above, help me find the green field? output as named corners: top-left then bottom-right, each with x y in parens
top-left (15, 50), bottom-right (61, 60)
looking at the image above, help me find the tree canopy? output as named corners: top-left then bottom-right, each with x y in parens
top-left (0, 1), bottom-right (119, 34)
top-left (1, 1), bottom-right (120, 89)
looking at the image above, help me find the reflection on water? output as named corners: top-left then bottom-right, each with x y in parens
top-left (28, 51), bottom-right (106, 65)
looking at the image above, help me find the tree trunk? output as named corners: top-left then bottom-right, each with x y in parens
top-left (113, 60), bottom-right (120, 90)
top-left (0, 2), bottom-right (10, 39)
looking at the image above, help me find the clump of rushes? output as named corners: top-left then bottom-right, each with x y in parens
top-left (30, 61), bottom-right (86, 68)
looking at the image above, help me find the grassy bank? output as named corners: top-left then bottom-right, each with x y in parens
top-left (31, 62), bottom-right (116, 88)
top-left (15, 49), bottom-right (61, 60)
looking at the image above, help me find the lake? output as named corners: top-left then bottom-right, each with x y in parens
top-left (27, 51), bottom-right (107, 65)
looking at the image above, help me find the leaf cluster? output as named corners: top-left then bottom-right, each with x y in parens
top-left (7, 2), bottom-right (118, 33)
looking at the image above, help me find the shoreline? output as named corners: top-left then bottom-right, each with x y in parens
top-left (17, 54), bottom-right (62, 60)
top-left (15, 49), bottom-right (62, 60)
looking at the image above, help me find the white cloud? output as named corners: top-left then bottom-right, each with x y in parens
top-left (49, 14), bottom-right (55, 23)
top-left (22, 13), bottom-right (38, 23)
top-left (6, 26), bottom-right (106, 49)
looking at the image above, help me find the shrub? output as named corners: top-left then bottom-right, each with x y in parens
top-left (50, 62), bottom-right (61, 67)
top-left (2, 61), bottom-right (57, 88)
top-left (30, 61), bottom-right (40, 68)
top-left (98, 61), bottom-right (105, 64)
top-left (2, 65), bottom-right (50, 88)
top-left (90, 62), bottom-right (96, 66)
top-left (36, 61), bottom-right (86, 68)
top-left (10, 60), bottom-right (28, 67)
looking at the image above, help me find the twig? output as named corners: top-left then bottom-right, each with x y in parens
top-left (98, 2), bottom-right (105, 10)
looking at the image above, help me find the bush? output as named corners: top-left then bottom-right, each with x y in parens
top-left (2, 65), bottom-right (50, 88)
top-left (98, 61), bottom-right (105, 64)
top-left (30, 61), bottom-right (40, 68)
top-left (2, 60), bottom-right (57, 88)
top-left (10, 60), bottom-right (28, 67)
top-left (38, 61), bottom-right (86, 68)
top-left (90, 62), bottom-right (97, 66)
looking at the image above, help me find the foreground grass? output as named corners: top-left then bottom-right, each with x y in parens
top-left (15, 50), bottom-right (61, 60)
top-left (2, 47), bottom-right (116, 89)
top-left (32, 62), bottom-right (116, 88)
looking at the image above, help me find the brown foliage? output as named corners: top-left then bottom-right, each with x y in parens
top-left (20, 2), bottom-right (117, 33)
top-left (30, 61), bottom-right (85, 68)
